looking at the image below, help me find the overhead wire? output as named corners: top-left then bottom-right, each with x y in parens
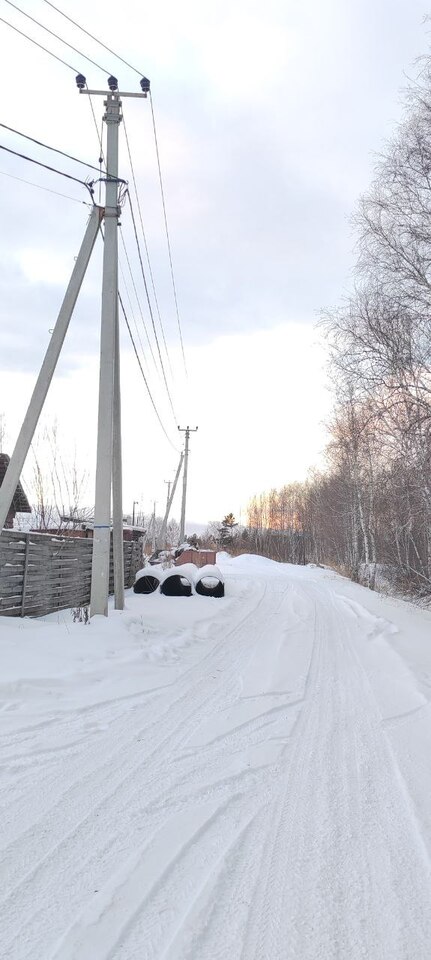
top-left (127, 191), bottom-right (178, 423)
top-left (0, 122), bottom-right (103, 173)
top-left (40, 0), bottom-right (143, 76)
top-left (3, 0), bottom-right (112, 76)
top-left (97, 215), bottom-right (178, 451)
top-left (122, 114), bottom-right (173, 374)
top-left (0, 0), bottom-right (186, 439)
top-left (0, 167), bottom-right (89, 203)
top-left (35, 0), bottom-right (188, 375)
top-left (118, 292), bottom-right (180, 453)
top-left (0, 142), bottom-right (94, 199)
top-left (86, 94), bottom-right (105, 175)
top-left (119, 228), bottom-right (158, 371)
top-left (0, 12), bottom-right (78, 71)
top-left (118, 258), bottom-right (150, 374)
top-left (101, 221), bottom-right (177, 451)
top-left (149, 92), bottom-right (188, 375)
top-left (95, 116), bottom-right (104, 204)
top-left (0, 15), bottom-right (107, 173)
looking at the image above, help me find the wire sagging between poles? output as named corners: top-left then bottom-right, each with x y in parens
top-left (0, 143), bottom-right (94, 199)
top-left (119, 292), bottom-right (180, 453)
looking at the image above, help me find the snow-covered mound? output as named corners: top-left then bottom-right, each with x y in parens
top-left (218, 552), bottom-right (285, 571)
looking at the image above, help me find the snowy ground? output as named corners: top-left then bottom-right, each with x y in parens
top-left (1, 554), bottom-right (431, 959)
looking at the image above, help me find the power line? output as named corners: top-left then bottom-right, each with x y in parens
top-left (149, 92), bottom-right (188, 375)
top-left (118, 259), bottom-right (150, 374)
top-left (3, 0), bottom-right (111, 76)
top-left (28, 0), bottom-right (187, 380)
top-left (127, 191), bottom-right (178, 423)
top-left (119, 228), bottom-right (158, 372)
top-left (0, 142), bottom-right (94, 198)
top-left (86, 92), bottom-right (105, 194)
top-left (1, 3), bottom-right (182, 441)
top-left (122, 114), bottom-right (173, 374)
top-left (0, 18), bottom-right (106, 172)
top-left (7, 0), bottom-right (188, 378)
top-left (40, 0), bottom-right (143, 77)
top-left (0, 15), bottom-right (107, 177)
top-left (118, 292), bottom-right (179, 453)
top-left (94, 114), bottom-right (104, 204)
top-left (0, 13), bottom-right (77, 71)
top-left (0, 122), bottom-right (103, 173)
top-left (0, 167), bottom-right (88, 203)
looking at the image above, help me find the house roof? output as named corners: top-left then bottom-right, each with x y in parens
top-left (0, 454), bottom-right (31, 513)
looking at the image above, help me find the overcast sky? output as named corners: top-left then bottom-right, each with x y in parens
top-left (0, 0), bottom-right (428, 526)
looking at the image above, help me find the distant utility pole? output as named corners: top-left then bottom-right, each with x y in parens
top-left (152, 501), bottom-right (157, 553)
top-left (132, 501), bottom-right (139, 526)
top-left (178, 426), bottom-right (198, 543)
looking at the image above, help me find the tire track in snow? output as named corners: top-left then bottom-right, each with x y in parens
top-left (5, 570), bottom-right (429, 960)
top-left (1, 580), bottom-right (292, 959)
top-left (240, 582), bottom-right (431, 960)
top-left (0, 583), bottom-right (267, 851)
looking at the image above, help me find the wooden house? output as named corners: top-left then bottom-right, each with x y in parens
top-left (0, 454), bottom-right (32, 529)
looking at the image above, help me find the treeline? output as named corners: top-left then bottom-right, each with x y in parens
top-left (246, 57), bottom-right (431, 597)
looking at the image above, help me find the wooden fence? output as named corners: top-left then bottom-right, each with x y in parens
top-left (0, 529), bottom-right (142, 617)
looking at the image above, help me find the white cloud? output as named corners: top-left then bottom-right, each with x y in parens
top-left (0, 0), bottom-right (427, 527)
top-left (17, 248), bottom-right (75, 286)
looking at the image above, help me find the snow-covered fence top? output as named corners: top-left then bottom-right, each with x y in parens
top-left (0, 529), bottom-right (142, 617)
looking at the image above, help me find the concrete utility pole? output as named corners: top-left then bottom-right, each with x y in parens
top-left (112, 295), bottom-right (124, 610)
top-left (178, 426), bottom-right (198, 543)
top-left (82, 77), bottom-right (121, 616)
top-left (80, 75), bottom-right (150, 616)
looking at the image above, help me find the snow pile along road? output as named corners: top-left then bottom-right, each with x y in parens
top-left (1, 555), bottom-right (431, 959)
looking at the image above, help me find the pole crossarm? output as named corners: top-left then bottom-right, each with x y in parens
top-left (81, 90), bottom-right (148, 98)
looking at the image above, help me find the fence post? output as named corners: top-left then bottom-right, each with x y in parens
top-left (20, 533), bottom-right (31, 618)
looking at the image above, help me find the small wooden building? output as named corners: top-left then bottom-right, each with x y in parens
top-left (0, 454), bottom-right (31, 529)
top-left (174, 548), bottom-right (216, 568)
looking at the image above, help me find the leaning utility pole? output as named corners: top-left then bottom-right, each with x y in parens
top-left (158, 453), bottom-right (184, 549)
top-left (0, 206), bottom-right (102, 532)
top-left (178, 426), bottom-right (198, 543)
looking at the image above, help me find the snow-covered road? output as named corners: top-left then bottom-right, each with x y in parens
top-left (1, 556), bottom-right (431, 959)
